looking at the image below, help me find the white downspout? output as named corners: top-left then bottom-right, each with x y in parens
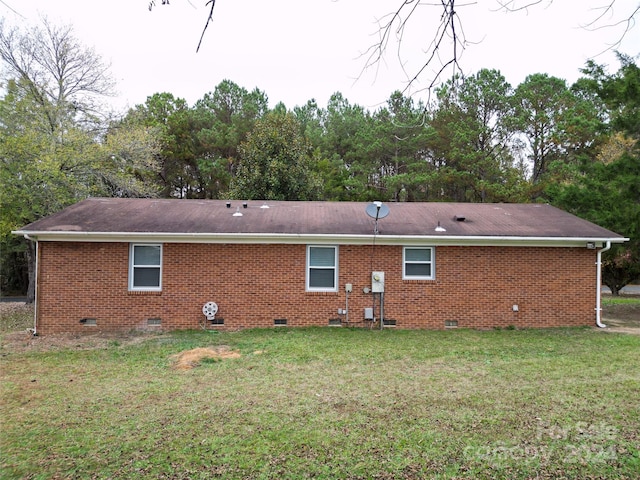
top-left (595, 241), bottom-right (611, 328)
top-left (24, 234), bottom-right (38, 336)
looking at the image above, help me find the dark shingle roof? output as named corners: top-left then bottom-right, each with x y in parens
top-left (17, 198), bottom-right (624, 242)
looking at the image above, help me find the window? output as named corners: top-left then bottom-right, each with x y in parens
top-left (403, 247), bottom-right (434, 280)
top-left (129, 244), bottom-right (162, 291)
top-left (307, 245), bottom-right (338, 292)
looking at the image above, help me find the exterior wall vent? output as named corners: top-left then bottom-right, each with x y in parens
top-left (328, 318), bottom-right (342, 326)
top-left (274, 318), bottom-right (288, 326)
top-left (210, 318), bottom-right (224, 325)
top-left (147, 317), bottom-right (162, 326)
top-left (80, 318), bottom-right (97, 326)
top-left (445, 320), bottom-right (458, 328)
top-left (383, 319), bottom-right (397, 327)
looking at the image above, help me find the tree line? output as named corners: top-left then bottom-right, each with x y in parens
top-left (1, 19), bottom-right (638, 298)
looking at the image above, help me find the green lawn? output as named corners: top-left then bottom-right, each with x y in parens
top-left (602, 295), bottom-right (640, 306)
top-left (1, 323), bottom-right (639, 479)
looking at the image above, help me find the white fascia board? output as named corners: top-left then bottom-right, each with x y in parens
top-left (12, 230), bottom-right (629, 247)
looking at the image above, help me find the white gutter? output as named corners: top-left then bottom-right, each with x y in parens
top-left (595, 240), bottom-right (612, 328)
top-left (24, 234), bottom-right (38, 336)
top-left (11, 230), bottom-right (629, 248)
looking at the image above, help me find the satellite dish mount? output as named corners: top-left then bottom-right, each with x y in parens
top-left (365, 201), bottom-right (390, 234)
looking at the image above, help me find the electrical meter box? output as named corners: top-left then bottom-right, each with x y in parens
top-left (371, 271), bottom-right (385, 293)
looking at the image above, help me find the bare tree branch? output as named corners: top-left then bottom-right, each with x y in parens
top-left (196, 0), bottom-right (216, 53)
top-left (0, 17), bottom-right (115, 132)
top-left (146, 0), bottom-right (637, 91)
top-left (362, 0), bottom-right (638, 100)
top-left (358, 1), bottom-right (473, 101)
top-left (149, 0), bottom-right (215, 52)
top-left (493, 1), bottom-right (638, 58)
top-left (0, 0), bottom-right (24, 18)
top-left (493, 0), bottom-right (545, 13)
top-left (581, 1), bottom-right (640, 57)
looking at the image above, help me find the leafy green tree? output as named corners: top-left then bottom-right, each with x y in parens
top-left (0, 19), bottom-right (161, 298)
top-left (292, 99), bottom-right (350, 201)
top-left (230, 112), bottom-right (322, 200)
top-left (427, 70), bottom-right (528, 202)
top-left (548, 56), bottom-right (640, 293)
top-left (366, 91), bottom-right (431, 201)
top-left (193, 80), bottom-right (269, 198)
top-left (579, 53), bottom-right (640, 136)
top-left (99, 124), bottom-right (161, 198)
top-left (548, 152), bottom-right (639, 294)
top-left (293, 99), bottom-right (324, 141)
top-left (513, 73), bottom-right (601, 196)
top-left (0, 81), bottom-right (91, 299)
top-left (121, 93), bottom-right (198, 197)
top-left (318, 93), bottom-right (377, 200)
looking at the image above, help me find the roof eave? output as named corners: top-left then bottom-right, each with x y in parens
top-left (12, 230), bottom-right (629, 247)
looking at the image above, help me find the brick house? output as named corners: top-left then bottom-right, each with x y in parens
top-left (14, 198), bottom-right (626, 334)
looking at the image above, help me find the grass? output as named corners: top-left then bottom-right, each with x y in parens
top-left (602, 295), bottom-right (640, 306)
top-left (0, 304), bottom-right (33, 334)
top-left (1, 322), bottom-right (639, 479)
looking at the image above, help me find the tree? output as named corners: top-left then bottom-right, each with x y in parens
top-left (193, 80), bottom-right (268, 198)
top-left (293, 99), bottom-right (351, 201)
top-left (318, 93), bottom-right (375, 200)
top-left (548, 151), bottom-right (640, 295)
top-left (0, 80), bottom-right (92, 299)
top-left (513, 73), bottom-right (602, 196)
top-left (149, 1), bottom-right (638, 95)
top-left (365, 91), bottom-right (431, 201)
top-left (361, 1), bottom-right (639, 97)
top-left (547, 57), bottom-right (640, 294)
top-left (230, 112), bottom-right (322, 201)
top-left (98, 124), bottom-right (161, 198)
top-left (121, 93), bottom-right (198, 198)
top-left (0, 17), bottom-right (115, 133)
top-left (580, 53), bottom-right (640, 136)
top-left (0, 19), bottom-right (159, 299)
top-left (426, 70), bottom-right (528, 202)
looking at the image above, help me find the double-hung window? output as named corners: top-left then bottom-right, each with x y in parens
top-left (307, 245), bottom-right (338, 292)
top-left (403, 247), bottom-right (434, 280)
top-left (129, 244), bottom-right (162, 291)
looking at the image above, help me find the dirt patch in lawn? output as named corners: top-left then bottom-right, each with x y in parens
top-left (601, 306), bottom-right (640, 334)
top-left (600, 295), bottom-right (640, 335)
top-left (603, 303), bottom-right (640, 323)
top-left (170, 346), bottom-right (241, 370)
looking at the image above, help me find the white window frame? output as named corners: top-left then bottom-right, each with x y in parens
top-left (129, 243), bottom-right (163, 291)
top-left (306, 245), bottom-right (338, 292)
top-left (403, 246), bottom-right (435, 280)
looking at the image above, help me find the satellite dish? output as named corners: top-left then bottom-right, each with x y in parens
top-left (365, 202), bottom-right (390, 220)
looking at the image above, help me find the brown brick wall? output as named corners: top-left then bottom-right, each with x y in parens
top-left (35, 242), bottom-right (597, 334)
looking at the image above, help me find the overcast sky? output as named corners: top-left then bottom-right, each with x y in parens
top-left (3, 0), bottom-right (639, 113)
